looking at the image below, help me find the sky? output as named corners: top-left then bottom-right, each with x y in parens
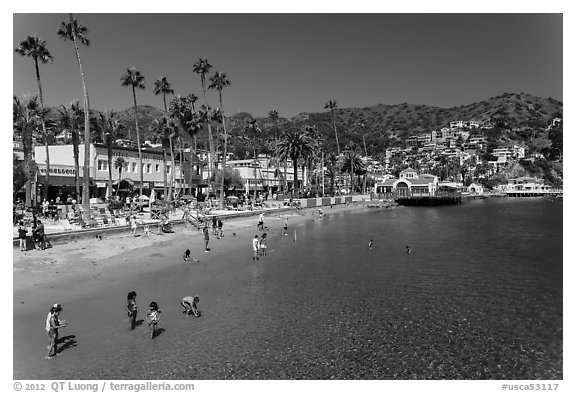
top-left (13, 12), bottom-right (563, 119)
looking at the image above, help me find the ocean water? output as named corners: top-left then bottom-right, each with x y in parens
top-left (14, 197), bottom-right (562, 379)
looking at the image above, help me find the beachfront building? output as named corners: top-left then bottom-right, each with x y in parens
top-left (374, 168), bottom-right (439, 197)
top-left (225, 155), bottom-right (305, 196)
top-left (33, 144), bottom-right (206, 201)
top-left (504, 176), bottom-right (552, 196)
top-left (467, 183), bottom-right (484, 194)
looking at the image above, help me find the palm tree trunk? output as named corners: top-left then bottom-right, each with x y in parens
top-left (115, 169), bottom-right (122, 197)
top-left (162, 148), bottom-right (168, 200)
top-left (107, 143), bottom-right (113, 200)
top-left (179, 137), bottom-right (184, 199)
top-left (219, 93), bottom-right (228, 209)
top-left (69, 13), bottom-right (91, 218)
top-left (73, 133), bottom-right (80, 202)
top-left (199, 78), bottom-right (214, 183)
top-left (332, 109), bottom-right (340, 155)
top-left (131, 87), bottom-right (143, 197)
top-left (168, 138), bottom-right (175, 202)
top-left (35, 59), bottom-right (50, 201)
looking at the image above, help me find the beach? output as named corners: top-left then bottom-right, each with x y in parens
top-left (13, 202), bottom-right (366, 379)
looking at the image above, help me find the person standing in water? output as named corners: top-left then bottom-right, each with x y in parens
top-left (252, 235), bottom-right (260, 260)
top-left (368, 239), bottom-right (373, 251)
top-left (282, 217), bottom-right (288, 236)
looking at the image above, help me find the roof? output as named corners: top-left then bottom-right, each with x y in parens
top-left (400, 167), bottom-right (417, 174)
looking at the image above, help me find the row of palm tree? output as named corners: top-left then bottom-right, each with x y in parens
top-left (15, 14), bottom-right (361, 208)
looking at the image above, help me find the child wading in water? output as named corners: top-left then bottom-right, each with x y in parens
top-left (181, 296), bottom-right (201, 317)
top-left (260, 233), bottom-right (268, 257)
top-left (126, 291), bottom-right (138, 330)
top-left (147, 302), bottom-right (161, 338)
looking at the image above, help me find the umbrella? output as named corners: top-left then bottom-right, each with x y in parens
top-left (137, 195), bottom-right (150, 201)
top-left (180, 195), bottom-right (195, 200)
top-left (105, 184), bottom-right (111, 199)
top-left (149, 190), bottom-right (156, 203)
top-left (226, 196), bottom-right (239, 200)
top-left (89, 197), bottom-right (103, 204)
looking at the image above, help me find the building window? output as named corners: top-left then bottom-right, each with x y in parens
top-left (167, 165), bottom-right (171, 175)
top-left (132, 162), bottom-right (137, 173)
top-left (147, 164), bottom-right (152, 173)
top-left (155, 164), bottom-right (160, 172)
top-left (97, 160), bottom-right (108, 171)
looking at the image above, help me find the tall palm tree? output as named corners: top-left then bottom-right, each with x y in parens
top-left (58, 14), bottom-right (91, 216)
top-left (341, 150), bottom-right (365, 194)
top-left (101, 111), bottom-right (123, 199)
top-left (153, 76), bottom-right (174, 112)
top-left (120, 67), bottom-right (146, 197)
top-left (13, 96), bottom-right (40, 205)
top-left (208, 71), bottom-right (231, 208)
top-left (114, 157), bottom-right (128, 197)
top-left (274, 126), bottom-right (314, 197)
top-left (169, 96), bottom-right (192, 200)
top-left (56, 102), bottom-right (83, 199)
top-left (151, 117), bottom-right (169, 200)
top-left (244, 118), bottom-right (261, 159)
top-left (15, 35), bottom-right (54, 201)
top-left (192, 57), bottom-right (215, 179)
top-left (268, 110), bottom-right (279, 141)
top-left (324, 99), bottom-right (340, 155)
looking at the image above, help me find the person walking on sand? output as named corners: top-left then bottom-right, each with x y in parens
top-left (131, 215), bottom-right (138, 236)
top-left (258, 213), bottom-right (265, 231)
top-left (18, 221), bottom-right (27, 251)
top-left (147, 302), bottom-right (161, 339)
top-left (252, 235), bottom-right (260, 260)
top-left (217, 217), bottom-right (224, 238)
top-left (45, 304), bottom-right (66, 359)
top-left (203, 225), bottom-right (210, 252)
top-left (282, 217), bottom-right (288, 236)
top-left (33, 220), bottom-right (46, 250)
top-left (181, 296), bottom-right (201, 317)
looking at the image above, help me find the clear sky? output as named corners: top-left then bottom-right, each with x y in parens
top-left (13, 13), bottom-right (563, 119)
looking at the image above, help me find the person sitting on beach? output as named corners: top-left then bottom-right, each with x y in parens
top-left (45, 303), bottom-right (66, 359)
top-left (260, 233), bottom-right (268, 257)
top-left (252, 235), bottom-right (260, 260)
top-left (183, 249), bottom-right (191, 261)
top-left (181, 296), bottom-right (201, 317)
top-left (147, 302), bottom-right (161, 338)
top-left (317, 208), bottom-right (325, 218)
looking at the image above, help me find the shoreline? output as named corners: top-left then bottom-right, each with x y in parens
top-left (13, 202), bottom-right (367, 294)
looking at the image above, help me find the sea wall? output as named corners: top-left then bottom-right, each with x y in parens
top-left (296, 194), bottom-right (370, 208)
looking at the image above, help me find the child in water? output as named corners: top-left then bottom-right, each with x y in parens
top-left (181, 296), bottom-right (201, 317)
top-left (260, 233), bottom-right (268, 257)
top-left (147, 302), bottom-right (161, 338)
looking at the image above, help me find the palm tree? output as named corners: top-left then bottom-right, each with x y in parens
top-left (274, 126), bottom-right (315, 197)
top-left (56, 102), bottom-right (83, 199)
top-left (324, 99), bottom-right (340, 155)
top-left (114, 157), bottom-right (128, 197)
top-left (153, 77), bottom-right (174, 112)
top-left (244, 118), bottom-right (261, 159)
top-left (120, 67), bottom-right (146, 197)
top-left (58, 14), bottom-right (91, 217)
top-left (15, 35), bottom-right (54, 201)
top-left (208, 71), bottom-right (231, 208)
top-left (150, 117), bottom-right (169, 200)
top-left (13, 96), bottom-right (40, 206)
top-left (341, 150), bottom-right (365, 194)
top-left (101, 111), bottom-right (123, 199)
top-left (268, 110), bottom-right (279, 141)
top-left (325, 152), bottom-right (339, 195)
top-left (192, 57), bottom-right (215, 179)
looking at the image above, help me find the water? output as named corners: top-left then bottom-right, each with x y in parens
top-left (14, 198), bottom-right (562, 379)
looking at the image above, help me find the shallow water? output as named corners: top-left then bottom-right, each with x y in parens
top-left (14, 198), bottom-right (562, 379)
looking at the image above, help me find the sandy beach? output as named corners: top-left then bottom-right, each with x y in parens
top-left (13, 202), bottom-right (367, 379)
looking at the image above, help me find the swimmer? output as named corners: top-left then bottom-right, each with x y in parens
top-left (406, 245), bottom-right (411, 254)
top-left (368, 239), bottom-right (373, 250)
